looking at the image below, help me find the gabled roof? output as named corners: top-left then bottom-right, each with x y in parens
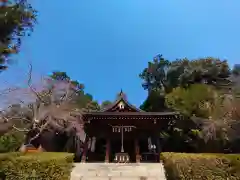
top-left (100, 90), bottom-right (144, 112)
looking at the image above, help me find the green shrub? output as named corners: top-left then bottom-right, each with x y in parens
top-left (0, 152), bottom-right (74, 180)
top-left (161, 152), bottom-right (240, 180)
top-left (0, 131), bottom-right (25, 153)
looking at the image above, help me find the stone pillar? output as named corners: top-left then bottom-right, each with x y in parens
top-left (105, 138), bottom-right (110, 163)
top-left (81, 138), bottom-right (89, 163)
top-left (135, 138), bottom-right (141, 163)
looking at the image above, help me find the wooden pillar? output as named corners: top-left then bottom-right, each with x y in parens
top-left (156, 136), bottom-right (161, 162)
top-left (81, 138), bottom-right (89, 163)
top-left (135, 138), bottom-right (140, 163)
top-left (105, 138), bottom-right (110, 163)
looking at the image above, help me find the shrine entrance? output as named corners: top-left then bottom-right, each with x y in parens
top-left (110, 138), bottom-right (135, 162)
top-left (88, 138), bottom-right (106, 162)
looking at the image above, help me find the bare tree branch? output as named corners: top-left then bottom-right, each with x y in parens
top-left (27, 63), bottom-right (46, 104)
top-left (12, 125), bottom-right (29, 132)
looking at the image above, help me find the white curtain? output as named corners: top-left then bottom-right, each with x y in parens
top-left (88, 138), bottom-right (92, 149)
top-left (91, 137), bottom-right (96, 152)
top-left (148, 137), bottom-right (152, 151)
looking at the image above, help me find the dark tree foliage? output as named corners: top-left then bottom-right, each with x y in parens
top-left (139, 55), bottom-right (233, 94)
top-left (101, 100), bottom-right (112, 109)
top-left (50, 71), bottom-right (70, 81)
top-left (139, 55), bottom-right (177, 94)
top-left (232, 64), bottom-right (240, 76)
top-left (173, 57), bottom-right (231, 88)
top-left (140, 90), bottom-right (167, 112)
top-left (139, 55), bottom-right (240, 153)
top-left (0, 0), bottom-right (36, 71)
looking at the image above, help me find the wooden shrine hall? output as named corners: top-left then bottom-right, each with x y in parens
top-left (81, 91), bottom-right (180, 163)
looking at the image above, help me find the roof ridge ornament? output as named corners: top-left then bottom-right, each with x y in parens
top-left (118, 89), bottom-right (127, 100)
top-left (100, 91), bottom-right (144, 112)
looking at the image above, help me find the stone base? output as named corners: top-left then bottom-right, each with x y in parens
top-left (136, 155), bottom-right (141, 163)
top-left (81, 156), bottom-right (86, 163)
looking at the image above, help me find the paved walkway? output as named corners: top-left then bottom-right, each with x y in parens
top-left (71, 163), bottom-right (166, 180)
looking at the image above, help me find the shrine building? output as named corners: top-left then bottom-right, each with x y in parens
top-left (81, 91), bottom-right (180, 163)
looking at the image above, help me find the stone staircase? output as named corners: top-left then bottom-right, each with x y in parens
top-left (71, 163), bottom-right (167, 180)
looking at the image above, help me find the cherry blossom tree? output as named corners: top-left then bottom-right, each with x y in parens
top-left (192, 92), bottom-right (240, 142)
top-left (0, 64), bottom-right (87, 155)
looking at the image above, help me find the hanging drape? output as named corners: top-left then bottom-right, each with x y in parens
top-left (91, 137), bottom-right (96, 152)
top-left (148, 137), bottom-right (152, 151)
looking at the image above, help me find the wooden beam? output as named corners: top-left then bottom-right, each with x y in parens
top-left (155, 134), bottom-right (161, 163)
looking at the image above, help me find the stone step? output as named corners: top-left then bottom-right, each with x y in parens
top-left (70, 163), bottom-right (166, 180)
top-left (71, 172), bottom-right (166, 177)
top-left (71, 178), bottom-right (165, 180)
top-left (71, 178), bottom-right (166, 180)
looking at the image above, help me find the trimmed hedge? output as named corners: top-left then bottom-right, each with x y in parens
top-left (161, 152), bottom-right (240, 180)
top-left (0, 152), bottom-right (74, 180)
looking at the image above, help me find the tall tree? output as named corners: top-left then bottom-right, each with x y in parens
top-left (0, 66), bottom-right (88, 155)
top-left (50, 71), bottom-right (99, 111)
top-left (140, 56), bottom-right (236, 113)
top-left (140, 55), bottom-right (240, 152)
top-left (140, 55), bottom-right (233, 94)
top-left (139, 54), bottom-right (180, 94)
top-left (0, 0), bottom-right (36, 71)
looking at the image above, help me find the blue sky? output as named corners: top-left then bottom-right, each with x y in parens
top-left (2, 0), bottom-right (240, 107)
